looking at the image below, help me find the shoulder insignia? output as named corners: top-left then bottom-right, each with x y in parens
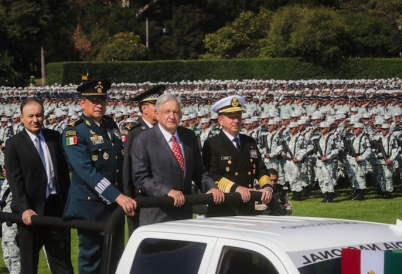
top-left (65, 130), bottom-right (77, 137)
top-left (121, 129), bottom-right (129, 135)
top-left (129, 122), bottom-right (142, 131)
top-left (141, 126), bottom-right (146, 130)
top-left (124, 125), bottom-right (133, 131)
top-left (67, 118), bottom-right (82, 127)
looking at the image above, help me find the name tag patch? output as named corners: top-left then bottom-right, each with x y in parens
top-left (221, 156), bottom-right (231, 160)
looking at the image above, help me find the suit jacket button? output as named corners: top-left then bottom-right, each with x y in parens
top-left (235, 172), bottom-right (239, 176)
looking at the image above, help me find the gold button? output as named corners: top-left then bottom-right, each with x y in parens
top-left (248, 172), bottom-right (251, 175)
top-left (87, 197), bottom-right (91, 200)
top-left (235, 172), bottom-right (239, 176)
top-left (98, 149), bottom-right (101, 151)
top-left (112, 143), bottom-right (115, 146)
top-left (138, 190), bottom-right (142, 194)
top-left (116, 169), bottom-right (119, 172)
top-left (228, 160), bottom-right (232, 165)
top-left (250, 159), bottom-right (253, 163)
top-left (115, 183), bottom-right (118, 186)
top-left (116, 156), bottom-right (118, 159)
top-left (249, 184), bottom-right (252, 187)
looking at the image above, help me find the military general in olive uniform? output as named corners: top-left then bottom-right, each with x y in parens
top-left (62, 79), bottom-right (137, 274)
top-left (122, 85), bottom-right (165, 235)
top-left (202, 95), bottom-right (276, 216)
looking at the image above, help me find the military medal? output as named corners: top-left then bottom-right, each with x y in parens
top-left (121, 149), bottom-right (124, 156)
top-left (249, 150), bottom-right (258, 159)
top-left (103, 152), bottom-right (109, 160)
top-left (90, 134), bottom-right (104, 145)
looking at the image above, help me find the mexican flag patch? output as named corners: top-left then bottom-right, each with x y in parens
top-left (66, 136), bottom-right (77, 146)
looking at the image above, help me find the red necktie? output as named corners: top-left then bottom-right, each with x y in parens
top-left (171, 136), bottom-right (184, 172)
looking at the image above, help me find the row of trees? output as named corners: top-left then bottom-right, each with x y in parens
top-left (1, 0), bottom-right (402, 86)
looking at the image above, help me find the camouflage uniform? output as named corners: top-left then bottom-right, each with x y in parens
top-left (345, 125), bottom-right (372, 199)
top-left (0, 179), bottom-right (21, 274)
top-left (312, 127), bottom-right (339, 201)
top-left (374, 130), bottom-right (398, 197)
top-left (282, 127), bottom-right (311, 199)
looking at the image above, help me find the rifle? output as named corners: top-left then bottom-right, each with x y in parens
top-left (378, 138), bottom-right (389, 161)
top-left (343, 136), bottom-right (357, 157)
top-left (313, 138), bottom-right (323, 157)
top-left (281, 139), bottom-right (294, 159)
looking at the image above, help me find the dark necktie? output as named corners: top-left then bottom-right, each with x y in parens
top-left (171, 136), bottom-right (184, 172)
top-left (35, 136), bottom-right (46, 169)
top-left (233, 137), bottom-right (240, 151)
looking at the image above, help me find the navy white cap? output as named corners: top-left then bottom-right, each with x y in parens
top-left (212, 95), bottom-right (245, 114)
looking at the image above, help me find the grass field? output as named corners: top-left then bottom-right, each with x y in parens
top-left (1, 185), bottom-right (402, 273)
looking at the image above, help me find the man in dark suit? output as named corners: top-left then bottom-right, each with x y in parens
top-left (5, 97), bottom-right (73, 274)
top-left (62, 79), bottom-right (137, 274)
top-left (202, 95), bottom-right (276, 217)
top-left (131, 94), bottom-right (224, 226)
top-left (122, 85), bottom-right (165, 234)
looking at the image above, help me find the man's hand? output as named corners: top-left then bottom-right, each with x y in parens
top-left (115, 194), bottom-right (137, 217)
top-left (355, 156), bottom-right (360, 162)
top-left (168, 189), bottom-right (185, 207)
top-left (266, 153), bottom-right (271, 159)
top-left (206, 188), bottom-right (225, 204)
top-left (321, 156), bottom-right (328, 162)
top-left (253, 187), bottom-right (273, 204)
top-left (385, 159), bottom-right (392, 166)
top-left (292, 157), bottom-right (299, 163)
top-left (22, 209), bottom-right (37, 225)
top-left (235, 186), bottom-right (251, 202)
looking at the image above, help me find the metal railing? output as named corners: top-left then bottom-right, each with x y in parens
top-left (0, 192), bottom-right (263, 274)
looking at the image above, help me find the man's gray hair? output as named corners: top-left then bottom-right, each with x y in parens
top-left (155, 94), bottom-right (182, 111)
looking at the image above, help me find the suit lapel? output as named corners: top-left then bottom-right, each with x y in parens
top-left (21, 130), bottom-right (46, 172)
top-left (154, 126), bottom-right (182, 172)
top-left (238, 134), bottom-right (250, 168)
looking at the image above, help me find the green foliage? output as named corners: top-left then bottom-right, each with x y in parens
top-left (97, 32), bottom-right (149, 62)
top-left (46, 58), bottom-right (402, 86)
top-left (288, 7), bottom-right (348, 61)
top-left (202, 8), bottom-right (273, 59)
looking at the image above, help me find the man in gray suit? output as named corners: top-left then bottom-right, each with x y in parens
top-left (131, 94), bottom-right (224, 225)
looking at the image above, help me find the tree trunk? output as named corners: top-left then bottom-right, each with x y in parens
top-left (41, 44), bottom-right (46, 87)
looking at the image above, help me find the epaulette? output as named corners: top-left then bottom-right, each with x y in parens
top-left (67, 118), bottom-right (83, 127)
top-left (129, 122), bottom-right (144, 131)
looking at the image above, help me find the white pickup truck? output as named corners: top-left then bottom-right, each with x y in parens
top-left (116, 216), bottom-right (402, 274)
